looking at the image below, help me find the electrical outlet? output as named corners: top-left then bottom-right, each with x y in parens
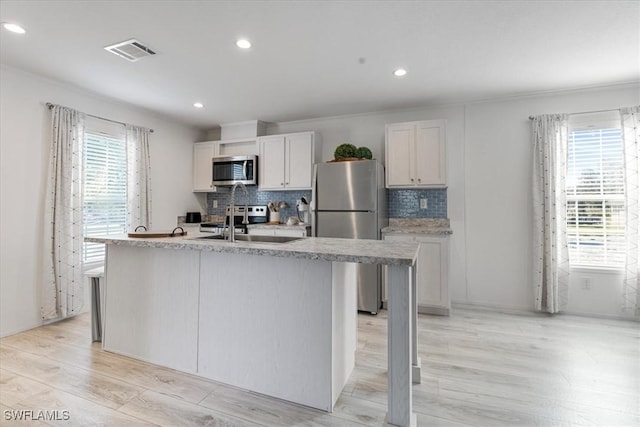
top-left (213, 200), bottom-right (218, 208)
top-left (582, 278), bottom-right (592, 290)
top-left (420, 198), bottom-right (428, 209)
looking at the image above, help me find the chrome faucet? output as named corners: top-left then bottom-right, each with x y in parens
top-left (228, 182), bottom-right (249, 242)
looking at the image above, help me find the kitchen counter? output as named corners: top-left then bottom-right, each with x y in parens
top-left (86, 232), bottom-right (418, 266)
top-left (88, 233), bottom-right (421, 427)
top-left (382, 218), bottom-right (453, 235)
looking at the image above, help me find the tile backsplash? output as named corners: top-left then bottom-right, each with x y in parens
top-left (206, 187), bottom-right (447, 221)
top-left (206, 188), bottom-right (311, 223)
top-left (388, 188), bottom-right (447, 218)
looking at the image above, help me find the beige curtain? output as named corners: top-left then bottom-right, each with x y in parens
top-left (531, 114), bottom-right (570, 313)
top-left (621, 106), bottom-right (640, 316)
top-left (42, 105), bottom-right (86, 321)
top-left (126, 124), bottom-right (152, 231)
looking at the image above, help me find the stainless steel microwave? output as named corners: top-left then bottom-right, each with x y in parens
top-left (212, 155), bottom-right (257, 186)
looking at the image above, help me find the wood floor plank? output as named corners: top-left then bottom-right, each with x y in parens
top-left (118, 389), bottom-right (264, 427)
top-left (2, 332), bottom-right (220, 405)
top-left (0, 402), bottom-right (50, 426)
top-left (0, 344), bottom-right (145, 410)
top-left (0, 369), bottom-right (152, 426)
top-left (1, 308), bottom-right (637, 426)
top-left (199, 384), bottom-right (356, 426)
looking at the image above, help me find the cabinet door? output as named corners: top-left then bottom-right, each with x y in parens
top-left (415, 120), bottom-right (446, 187)
top-left (285, 133), bottom-right (314, 189)
top-left (259, 136), bottom-right (286, 190)
top-left (415, 235), bottom-right (449, 313)
top-left (385, 123), bottom-right (415, 187)
top-left (383, 233), bottom-right (449, 315)
top-left (193, 142), bottom-right (218, 192)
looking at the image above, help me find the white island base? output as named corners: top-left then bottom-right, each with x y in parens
top-left (104, 245), bottom-right (358, 412)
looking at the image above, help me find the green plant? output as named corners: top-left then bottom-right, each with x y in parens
top-left (334, 143), bottom-right (357, 159)
top-left (355, 146), bottom-right (373, 159)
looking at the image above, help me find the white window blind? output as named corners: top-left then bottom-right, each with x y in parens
top-left (83, 132), bottom-right (127, 265)
top-left (566, 126), bottom-right (625, 268)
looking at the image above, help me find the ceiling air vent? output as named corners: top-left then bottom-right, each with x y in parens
top-left (104, 39), bottom-right (156, 62)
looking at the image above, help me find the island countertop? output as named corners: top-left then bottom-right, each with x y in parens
top-left (89, 231), bottom-right (421, 426)
top-left (86, 233), bottom-right (419, 266)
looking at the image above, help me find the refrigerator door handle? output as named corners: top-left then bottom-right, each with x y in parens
top-left (311, 164), bottom-right (318, 236)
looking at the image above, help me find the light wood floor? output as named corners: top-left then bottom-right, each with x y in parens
top-left (1, 307), bottom-right (638, 426)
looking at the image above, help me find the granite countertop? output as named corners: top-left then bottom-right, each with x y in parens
top-left (86, 232), bottom-right (419, 266)
top-left (382, 218), bottom-right (453, 235)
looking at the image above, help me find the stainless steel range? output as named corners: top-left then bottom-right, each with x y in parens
top-left (200, 205), bottom-right (269, 234)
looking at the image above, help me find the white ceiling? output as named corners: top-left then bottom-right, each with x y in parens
top-left (1, 1), bottom-right (638, 130)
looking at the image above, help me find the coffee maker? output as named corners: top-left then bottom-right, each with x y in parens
top-left (297, 198), bottom-right (310, 224)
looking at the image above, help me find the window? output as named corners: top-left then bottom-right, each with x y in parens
top-left (566, 114), bottom-right (625, 268)
top-left (82, 132), bottom-right (127, 265)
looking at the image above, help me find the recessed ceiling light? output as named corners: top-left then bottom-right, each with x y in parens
top-left (2, 23), bottom-right (26, 34)
top-left (236, 39), bottom-right (251, 49)
top-left (393, 68), bottom-right (407, 77)
top-left (193, 102), bottom-right (204, 108)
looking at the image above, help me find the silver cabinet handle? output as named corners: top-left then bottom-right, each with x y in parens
top-left (410, 178), bottom-right (415, 182)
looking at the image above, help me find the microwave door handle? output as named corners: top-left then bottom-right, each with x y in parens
top-left (243, 161), bottom-right (248, 180)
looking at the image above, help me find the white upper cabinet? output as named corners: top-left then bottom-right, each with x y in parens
top-left (193, 141), bottom-right (219, 192)
top-left (385, 119), bottom-right (446, 188)
top-left (259, 132), bottom-right (319, 190)
top-left (259, 135), bottom-right (287, 189)
top-left (193, 137), bottom-right (259, 192)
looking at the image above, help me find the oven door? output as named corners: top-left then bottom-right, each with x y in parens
top-left (212, 155), bottom-right (257, 186)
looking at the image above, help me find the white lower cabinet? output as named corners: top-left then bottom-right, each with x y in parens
top-left (247, 228), bottom-right (276, 237)
top-left (248, 227), bottom-right (310, 238)
top-left (384, 232), bottom-right (450, 315)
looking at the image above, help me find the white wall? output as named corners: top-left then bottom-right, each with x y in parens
top-left (268, 83), bottom-right (639, 319)
top-left (0, 65), bottom-right (202, 337)
top-left (465, 84), bottom-right (638, 318)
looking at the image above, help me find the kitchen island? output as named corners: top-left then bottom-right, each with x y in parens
top-left (86, 233), bottom-right (420, 427)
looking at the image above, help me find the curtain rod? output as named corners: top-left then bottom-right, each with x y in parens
top-left (529, 108), bottom-right (620, 120)
top-left (46, 102), bottom-right (154, 133)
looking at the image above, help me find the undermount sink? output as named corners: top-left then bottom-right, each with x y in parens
top-left (195, 234), bottom-right (302, 244)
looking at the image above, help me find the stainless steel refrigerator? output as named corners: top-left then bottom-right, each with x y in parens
top-left (312, 160), bottom-right (388, 314)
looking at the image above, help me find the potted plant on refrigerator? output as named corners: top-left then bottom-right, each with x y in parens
top-left (331, 143), bottom-right (373, 161)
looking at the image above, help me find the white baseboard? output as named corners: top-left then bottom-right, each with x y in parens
top-left (452, 301), bottom-right (639, 322)
top-left (451, 301), bottom-right (535, 316)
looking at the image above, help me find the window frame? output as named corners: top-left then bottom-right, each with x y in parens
top-left (82, 121), bottom-right (127, 270)
top-left (566, 112), bottom-right (625, 271)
